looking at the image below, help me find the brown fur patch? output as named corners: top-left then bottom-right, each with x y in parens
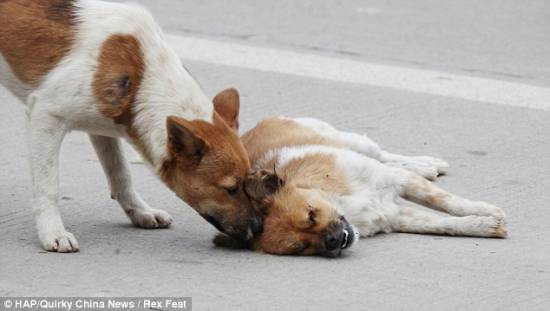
top-left (251, 184), bottom-right (340, 255)
top-left (240, 118), bottom-right (350, 255)
top-left (93, 34), bottom-right (145, 119)
top-left (91, 34), bottom-right (151, 163)
top-left (0, 0), bottom-right (76, 85)
top-left (213, 88), bottom-right (240, 130)
top-left (159, 113), bottom-right (258, 238)
top-left (241, 117), bottom-right (345, 165)
top-left (280, 154), bottom-right (352, 196)
top-left (402, 177), bottom-right (451, 212)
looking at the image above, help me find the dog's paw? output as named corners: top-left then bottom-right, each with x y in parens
top-left (408, 156), bottom-right (450, 175)
top-left (39, 230), bottom-right (79, 253)
top-left (408, 163), bottom-right (439, 181)
top-left (388, 156), bottom-right (449, 180)
top-left (481, 216), bottom-right (508, 238)
top-left (127, 208), bottom-right (173, 229)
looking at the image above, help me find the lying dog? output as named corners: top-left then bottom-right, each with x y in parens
top-left (214, 93), bottom-right (507, 257)
top-left (0, 1), bottom-right (261, 252)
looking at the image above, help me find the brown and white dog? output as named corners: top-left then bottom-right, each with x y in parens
top-left (0, 0), bottom-right (262, 252)
top-left (213, 93), bottom-right (507, 257)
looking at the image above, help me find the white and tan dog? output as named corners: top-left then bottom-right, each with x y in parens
top-left (223, 107), bottom-right (508, 256)
top-left (237, 117), bottom-right (508, 256)
top-left (236, 115), bottom-right (508, 256)
top-left (0, 0), bottom-right (262, 252)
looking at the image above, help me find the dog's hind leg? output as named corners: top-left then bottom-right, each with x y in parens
top-left (391, 206), bottom-right (507, 238)
top-left (292, 117), bottom-right (448, 180)
top-left (27, 108), bottom-right (79, 252)
top-left (89, 135), bottom-right (172, 228)
top-left (395, 169), bottom-right (506, 220)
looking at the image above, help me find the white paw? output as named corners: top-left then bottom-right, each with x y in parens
top-left (408, 156), bottom-right (450, 175)
top-left (474, 216), bottom-right (507, 238)
top-left (387, 156), bottom-right (449, 180)
top-left (127, 208), bottom-right (173, 228)
top-left (405, 163), bottom-right (439, 181)
top-left (39, 230), bottom-right (79, 253)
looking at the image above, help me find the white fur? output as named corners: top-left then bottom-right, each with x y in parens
top-left (260, 118), bottom-right (507, 241)
top-left (0, 1), bottom-right (214, 252)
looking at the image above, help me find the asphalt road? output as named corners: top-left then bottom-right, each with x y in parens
top-left (1, 1), bottom-right (549, 310)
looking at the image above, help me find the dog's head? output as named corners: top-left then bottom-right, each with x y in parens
top-left (161, 89), bottom-right (262, 241)
top-left (215, 169), bottom-right (357, 257)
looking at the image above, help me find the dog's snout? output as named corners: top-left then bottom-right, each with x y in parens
top-left (324, 231), bottom-right (342, 251)
top-left (203, 214), bottom-right (225, 233)
top-left (250, 216), bottom-right (263, 235)
top-left (322, 216), bottom-right (356, 256)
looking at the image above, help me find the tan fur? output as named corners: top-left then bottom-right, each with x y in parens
top-left (93, 34), bottom-right (144, 120)
top-left (281, 154), bottom-right (352, 196)
top-left (160, 112), bottom-right (256, 231)
top-left (241, 117), bottom-right (345, 165)
top-left (0, 0), bottom-right (75, 86)
top-left (253, 186), bottom-right (339, 255)
top-left (91, 34), bottom-right (152, 163)
top-left (241, 119), bottom-right (351, 255)
top-left (402, 177), bottom-right (452, 213)
top-left (212, 88), bottom-right (240, 130)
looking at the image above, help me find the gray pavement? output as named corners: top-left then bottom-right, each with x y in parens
top-left (1, 1), bottom-right (550, 310)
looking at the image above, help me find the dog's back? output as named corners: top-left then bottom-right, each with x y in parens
top-left (0, 0), bottom-right (75, 98)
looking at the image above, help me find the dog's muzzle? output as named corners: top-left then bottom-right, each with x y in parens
top-left (321, 216), bottom-right (358, 257)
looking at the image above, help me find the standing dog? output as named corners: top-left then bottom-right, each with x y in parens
top-left (213, 92), bottom-right (507, 257)
top-left (0, 0), bottom-right (261, 252)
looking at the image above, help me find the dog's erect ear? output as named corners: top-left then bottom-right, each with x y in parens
top-left (244, 170), bottom-right (284, 201)
top-left (166, 116), bottom-right (209, 160)
top-left (213, 88), bottom-right (240, 130)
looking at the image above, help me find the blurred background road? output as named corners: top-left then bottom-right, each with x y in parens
top-left (1, 1), bottom-right (549, 310)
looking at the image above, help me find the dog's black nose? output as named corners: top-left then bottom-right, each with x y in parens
top-left (324, 232), bottom-right (340, 251)
top-left (250, 216), bottom-right (263, 235)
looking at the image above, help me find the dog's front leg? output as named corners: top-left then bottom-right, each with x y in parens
top-left (292, 117), bottom-right (448, 179)
top-left (381, 152), bottom-right (449, 181)
top-left (89, 135), bottom-right (172, 228)
top-left (27, 109), bottom-right (78, 252)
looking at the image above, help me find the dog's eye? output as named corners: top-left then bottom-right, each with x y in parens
top-left (308, 209), bottom-right (316, 224)
top-left (225, 185), bottom-right (239, 196)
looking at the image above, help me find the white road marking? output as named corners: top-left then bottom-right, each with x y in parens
top-left (167, 34), bottom-right (550, 111)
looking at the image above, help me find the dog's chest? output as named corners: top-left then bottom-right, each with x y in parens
top-left (335, 186), bottom-right (396, 237)
top-left (333, 150), bottom-right (399, 236)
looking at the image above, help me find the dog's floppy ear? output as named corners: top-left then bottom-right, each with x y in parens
top-left (244, 169), bottom-right (284, 201)
top-left (213, 88), bottom-right (240, 131)
top-left (166, 116), bottom-right (209, 161)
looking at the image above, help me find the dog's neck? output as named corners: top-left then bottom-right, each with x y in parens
top-left (127, 79), bottom-right (213, 172)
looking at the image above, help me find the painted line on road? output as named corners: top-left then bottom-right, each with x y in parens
top-left (167, 34), bottom-right (550, 111)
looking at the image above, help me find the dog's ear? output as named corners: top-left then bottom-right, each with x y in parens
top-left (166, 116), bottom-right (209, 161)
top-left (244, 169), bottom-right (284, 201)
top-left (213, 88), bottom-right (240, 131)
